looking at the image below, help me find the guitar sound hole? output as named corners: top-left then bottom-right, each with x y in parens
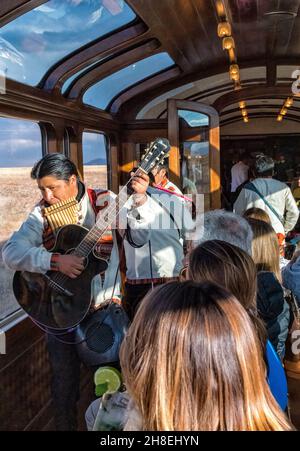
top-left (85, 323), bottom-right (114, 353)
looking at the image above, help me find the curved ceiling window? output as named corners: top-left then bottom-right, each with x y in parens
top-left (83, 52), bottom-right (174, 109)
top-left (0, 0), bottom-right (136, 86)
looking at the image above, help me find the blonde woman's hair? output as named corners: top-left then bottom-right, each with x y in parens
top-left (243, 207), bottom-right (271, 225)
top-left (120, 281), bottom-right (293, 431)
top-left (247, 218), bottom-right (281, 282)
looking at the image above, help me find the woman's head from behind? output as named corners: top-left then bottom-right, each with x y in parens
top-left (188, 240), bottom-right (257, 311)
top-left (120, 281), bottom-right (291, 431)
top-left (243, 207), bottom-right (271, 224)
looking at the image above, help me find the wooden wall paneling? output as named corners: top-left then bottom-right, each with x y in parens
top-left (0, 0), bottom-right (46, 26)
top-left (119, 142), bottom-right (137, 186)
top-left (167, 99), bottom-right (181, 187)
top-left (0, 79), bottom-right (119, 132)
top-left (108, 133), bottom-right (120, 194)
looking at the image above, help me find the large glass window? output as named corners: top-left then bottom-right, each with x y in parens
top-left (62, 59), bottom-right (105, 94)
top-left (0, 118), bottom-right (42, 320)
top-left (0, 0), bottom-right (136, 86)
top-left (83, 52), bottom-right (174, 109)
top-left (82, 131), bottom-right (108, 189)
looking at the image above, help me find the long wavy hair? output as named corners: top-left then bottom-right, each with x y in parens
top-left (247, 218), bottom-right (281, 282)
top-left (120, 281), bottom-right (292, 431)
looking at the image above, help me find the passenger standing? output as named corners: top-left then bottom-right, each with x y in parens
top-left (234, 154), bottom-right (299, 237)
top-left (230, 154), bottom-right (249, 205)
top-left (122, 172), bottom-right (193, 321)
top-left (246, 218), bottom-right (290, 360)
top-left (1, 153), bottom-right (153, 431)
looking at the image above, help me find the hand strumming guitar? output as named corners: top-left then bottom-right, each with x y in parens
top-left (56, 254), bottom-right (85, 278)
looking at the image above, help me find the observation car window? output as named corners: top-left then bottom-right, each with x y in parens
top-left (82, 131), bottom-right (108, 189)
top-left (83, 52), bottom-right (174, 109)
top-left (0, 117), bottom-right (42, 321)
top-left (0, 0), bottom-right (136, 86)
top-left (62, 59), bottom-right (105, 95)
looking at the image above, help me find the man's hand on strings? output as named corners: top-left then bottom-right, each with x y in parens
top-left (57, 254), bottom-right (85, 278)
top-left (130, 171), bottom-right (149, 195)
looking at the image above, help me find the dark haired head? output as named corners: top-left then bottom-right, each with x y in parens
top-left (31, 153), bottom-right (79, 181)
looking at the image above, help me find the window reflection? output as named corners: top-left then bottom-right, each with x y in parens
top-left (0, 0), bottom-right (136, 86)
top-left (0, 117), bottom-right (42, 320)
top-left (82, 131), bottom-right (108, 189)
top-left (83, 52), bottom-right (174, 109)
top-left (179, 110), bottom-right (210, 208)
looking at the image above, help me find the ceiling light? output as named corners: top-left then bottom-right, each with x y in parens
top-left (284, 97), bottom-right (293, 107)
top-left (229, 64), bottom-right (240, 81)
top-left (239, 101), bottom-right (246, 109)
top-left (243, 116), bottom-right (249, 123)
top-left (218, 22), bottom-right (231, 37)
top-left (277, 115), bottom-right (283, 121)
top-left (228, 48), bottom-right (236, 63)
top-left (281, 107), bottom-right (287, 115)
top-left (215, 0), bottom-right (226, 17)
top-left (222, 36), bottom-right (235, 50)
top-left (241, 109), bottom-right (247, 117)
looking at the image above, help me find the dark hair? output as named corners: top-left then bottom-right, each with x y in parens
top-left (31, 153), bottom-right (79, 181)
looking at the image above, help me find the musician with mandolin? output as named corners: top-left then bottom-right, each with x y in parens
top-left (2, 139), bottom-right (170, 430)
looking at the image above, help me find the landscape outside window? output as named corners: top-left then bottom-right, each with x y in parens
top-left (0, 117), bottom-right (42, 320)
top-left (82, 131), bottom-right (108, 189)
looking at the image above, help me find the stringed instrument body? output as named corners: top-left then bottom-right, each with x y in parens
top-left (12, 137), bottom-right (170, 330)
top-left (13, 224), bottom-right (108, 330)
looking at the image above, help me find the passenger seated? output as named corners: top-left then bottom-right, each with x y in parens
top-left (188, 239), bottom-right (288, 408)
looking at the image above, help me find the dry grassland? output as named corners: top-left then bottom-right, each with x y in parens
top-left (0, 166), bottom-right (107, 320)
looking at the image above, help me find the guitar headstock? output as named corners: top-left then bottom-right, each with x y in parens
top-left (139, 138), bottom-right (170, 174)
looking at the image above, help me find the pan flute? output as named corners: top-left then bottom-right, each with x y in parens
top-left (43, 196), bottom-right (79, 232)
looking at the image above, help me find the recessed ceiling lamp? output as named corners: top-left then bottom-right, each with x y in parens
top-left (243, 116), bottom-right (249, 123)
top-left (215, 0), bottom-right (226, 17)
top-left (218, 21), bottom-right (232, 37)
top-left (229, 64), bottom-right (240, 81)
top-left (284, 97), bottom-right (293, 107)
top-left (239, 101), bottom-right (246, 109)
top-left (222, 36), bottom-right (235, 50)
top-left (277, 115), bottom-right (283, 121)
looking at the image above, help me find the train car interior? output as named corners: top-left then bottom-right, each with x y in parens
top-left (1, 0), bottom-right (300, 430)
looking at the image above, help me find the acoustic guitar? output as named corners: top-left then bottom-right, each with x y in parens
top-left (13, 138), bottom-right (170, 330)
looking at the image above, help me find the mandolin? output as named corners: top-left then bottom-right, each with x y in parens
top-left (13, 138), bottom-right (170, 330)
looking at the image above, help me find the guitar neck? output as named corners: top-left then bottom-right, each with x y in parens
top-left (74, 169), bottom-right (144, 258)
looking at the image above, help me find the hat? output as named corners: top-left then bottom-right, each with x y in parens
top-left (255, 154), bottom-right (274, 174)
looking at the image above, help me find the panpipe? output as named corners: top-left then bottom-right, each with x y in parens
top-left (43, 196), bottom-right (79, 232)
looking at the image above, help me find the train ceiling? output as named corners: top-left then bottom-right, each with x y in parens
top-left (0, 0), bottom-right (300, 125)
